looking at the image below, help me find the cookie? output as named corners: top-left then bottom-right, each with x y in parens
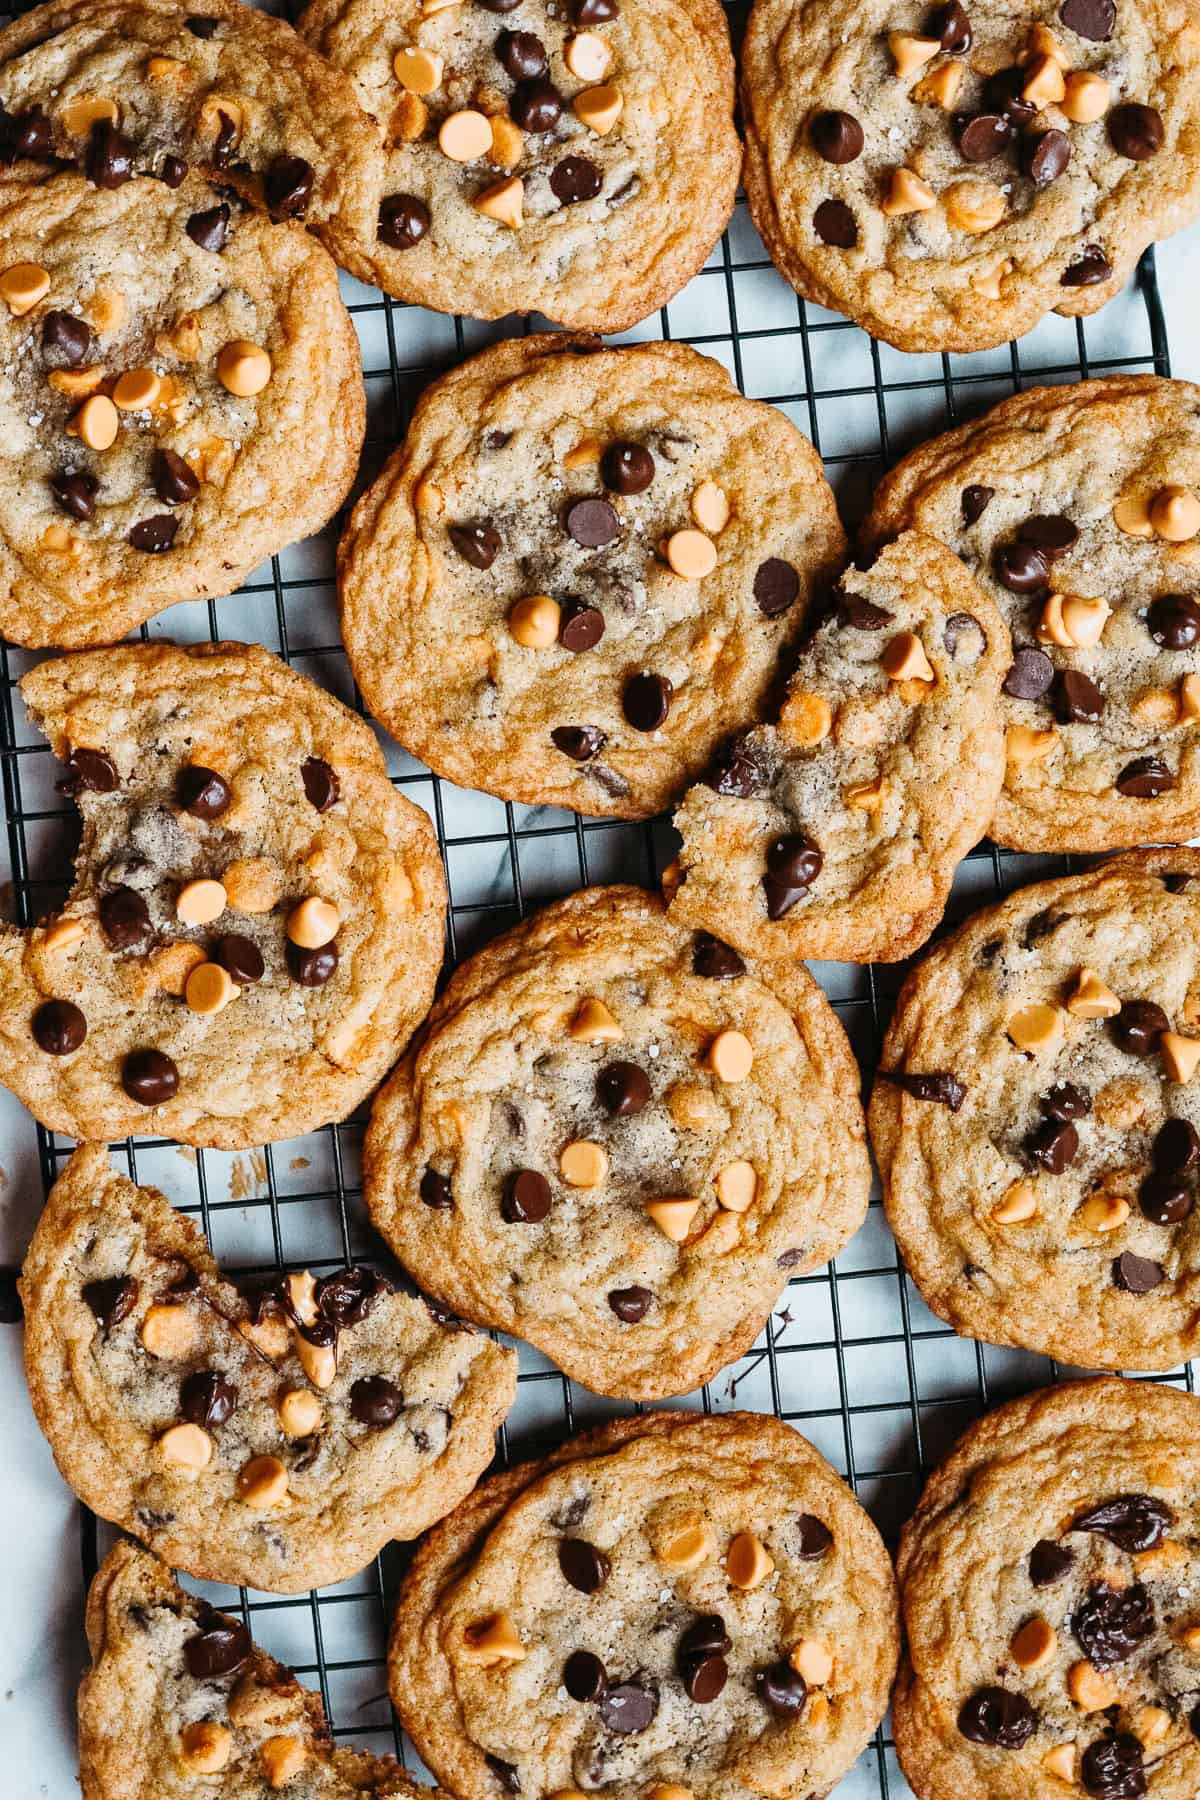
top-left (741, 0), bottom-right (1200, 353)
top-left (0, 166), bottom-right (363, 648)
top-left (667, 530), bottom-right (1010, 964)
top-left (863, 375), bottom-right (1200, 852)
top-left (870, 847), bottom-right (1200, 1371)
top-left (0, 0), bottom-right (384, 264)
top-left (389, 1409), bottom-right (900, 1800)
top-left (80, 1539), bottom-right (453, 1798)
top-left (364, 885), bottom-right (871, 1400)
top-left (23, 1145), bottom-right (516, 1593)
top-left (298, 0), bottom-right (739, 332)
top-left (338, 334), bottom-right (847, 820)
top-left (895, 1375), bottom-right (1200, 1800)
top-left (0, 642), bottom-right (446, 1148)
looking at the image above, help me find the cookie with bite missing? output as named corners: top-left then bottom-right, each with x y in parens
top-left (741, 0), bottom-right (1200, 352)
top-left (864, 375), bottom-right (1200, 853)
top-left (298, 0), bottom-right (739, 331)
top-left (0, 166), bottom-right (363, 647)
top-left (895, 1376), bottom-right (1200, 1800)
top-left (24, 1145), bottom-right (516, 1592)
top-left (364, 885), bottom-right (871, 1400)
top-left (389, 1409), bottom-right (900, 1800)
top-left (80, 1538), bottom-right (457, 1797)
top-left (0, 642), bottom-right (446, 1147)
top-left (870, 848), bottom-right (1200, 1371)
top-left (667, 529), bottom-right (1009, 964)
top-left (338, 333), bottom-right (846, 820)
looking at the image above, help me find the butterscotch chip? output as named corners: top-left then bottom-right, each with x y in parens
top-left (886, 30), bottom-right (939, 78)
top-left (1162, 1032), bottom-right (1200, 1082)
top-left (563, 438), bottom-right (602, 469)
top-left (112, 367), bottom-right (162, 411)
top-left (157, 312), bottom-right (202, 362)
top-left (574, 83), bottom-right (623, 135)
top-left (652, 1507), bottom-right (713, 1570)
top-left (178, 1721), bottom-right (232, 1774)
top-left (1022, 52), bottom-right (1066, 106)
top-left (882, 631), bottom-right (935, 682)
top-left (1132, 686), bottom-right (1181, 727)
top-left (971, 256), bottom-right (1012, 300)
top-left (1059, 594), bottom-right (1111, 647)
top-left (707, 1029), bottom-right (753, 1082)
top-left (217, 340), bottom-right (272, 398)
top-left (779, 691), bottom-right (831, 747)
top-left (60, 94), bottom-right (119, 134)
top-left (1006, 724), bottom-right (1059, 765)
top-left (726, 1530), bottom-right (775, 1589)
top-left (221, 858), bottom-right (281, 914)
top-left (462, 1612), bottom-right (526, 1664)
top-left (44, 917), bottom-right (86, 951)
top-left (141, 1303), bottom-right (198, 1359)
top-left (390, 91), bottom-right (428, 142)
top-left (237, 1454), bottom-right (289, 1507)
top-left (295, 1329), bottom-right (337, 1390)
top-left (1060, 68), bottom-right (1109, 122)
top-left (1132, 1705), bottom-right (1171, 1747)
top-left (176, 878), bottom-right (227, 926)
top-left (159, 1421), bottom-right (213, 1469)
top-left (715, 1162), bottom-right (757, 1212)
top-left (146, 53), bottom-right (189, 80)
top-left (1112, 493), bottom-right (1154, 537)
top-left (943, 179), bottom-right (1006, 235)
top-left (1010, 1616), bottom-right (1056, 1669)
top-left (881, 168), bottom-right (936, 217)
top-left (790, 1638), bottom-right (833, 1684)
top-left (1023, 21), bottom-right (1069, 66)
top-left (185, 961), bottom-right (239, 1016)
top-left (0, 261), bottom-right (50, 315)
top-left (696, 1210), bottom-right (739, 1253)
top-left (1067, 967), bottom-right (1122, 1019)
top-left (1043, 1744), bottom-right (1077, 1782)
top-left (1178, 1623), bottom-right (1200, 1652)
top-left (48, 366), bottom-right (106, 399)
top-left (238, 1313), bottom-right (291, 1360)
top-left (645, 1789), bottom-right (693, 1800)
top-left (278, 1387), bottom-right (323, 1437)
top-left (1181, 673), bottom-right (1200, 720)
top-left (645, 1196), bottom-right (700, 1241)
top-left (667, 1081), bottom-right (721, 1131)
top-left (509, 594), bottom-right (561, 648)
top-left (286, 1271), bottom-right (319, 1326)
top-left (1068, 1659), bottom-right (1119, 1711)
top-left (69, 394), bottom-right (119, 450)
top-left (439, 109), bottom-right (493, 161)
top-left (569, 996), bottom-right (622, 1041)
top-left (559, 1140), bottom-right (609, 1187)
top-left (1150, 484), bottom-right (1200, 542)
top-left (1006, 1003), bottom-right (1064, 1051)
top-left (690, 479), bottom-right (730, 534)
top-left (260, 1736), bottom-right (307, 1788)
top-left (394, 45), bottom-right (443, 94)
top-left (1038, 594), bottom-right (1072, 648)
top-left (489, 114), bottom-right (523, 170)
top-left (914, 60), bottom-right (964, 108)
top-left (666, 529), bottom-right (718, 580)
top-left (844, 775), bottom-right (888, 813)
top-left (565, 31), bottom-right (613, 80)
top-left (287, 896), bottom-right (339, 948)
top-left (473, 176), bottom-right (524, 227)
top-left (992, 1178), bottom-right (1037, 1224)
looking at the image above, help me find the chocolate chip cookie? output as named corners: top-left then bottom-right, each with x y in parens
top-left (338, 334), bottom-right (847, 820)
top-left (0, 642), bottom-right (446, 1147)
top-left (389, 1410), bottom-right (900, 1800)
top-left (298, 0), bottom-right (739, 331)
top-left (0, 166), bottom-right (363, 648)
top-left (895, 1375), bottom-right (1200, 1800)
top-left (667, 530), bottom-right (1010, 964)
top-left (864, 375), bottom-right (1200, 852)
top-left (741, 0), bottom-right (1200, 352)
top-left (0, 0), bottom-right (384, 264)
top-left (22, 1145), bottom-right (516, 1592)
top-left (364, 885), bottom-right (871, 1400)
top-left (870, 848), bottom-right (1200, 1371)
top-left (80, 1539), bottom-right (453, 1797)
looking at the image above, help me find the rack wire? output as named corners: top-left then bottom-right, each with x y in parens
top-left (0, 7), bottom-right (1184, 1784)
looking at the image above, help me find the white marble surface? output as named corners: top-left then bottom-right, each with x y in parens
top-left (3, 223), bottom-right (1200, 1800)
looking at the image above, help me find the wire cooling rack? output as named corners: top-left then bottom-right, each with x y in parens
top-left (0, 10), bottom-right (1187, 1787)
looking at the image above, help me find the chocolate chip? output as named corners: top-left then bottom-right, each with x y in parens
top-left (1138, 1173), bottom-right (1192, 1225)
top-left (82, 1275), bottom-right (138, 1330)
top-left (813, 198), bottom-right (857, 247)
top-left (129, 514), bottom-right (178, 554)
top-left (210, 110), bottom-right (238, 168)
top-left (622, 671), bottom-right (671, 731)
top-left (58, 748), bottom-right (117, 794)
top-left (837, 592), bottom-right (894, 630)
top-left (477, 0), bottom-right (522, 11)
top-left (32, 998), bottom-right (86, 1055)
top-left (484, 1755), bottom-right (521, 1793)
top-left (882, 1071), bottom-right (967, 1110)
top-left (1040, 1081), bottom-right (1091, 1121)
top-left (314, 1266), bottom-right (392, 1328)
top-left (929, 0), bottom-right (972, 50)
top-left (180, 1370), bottom-right (237, 1428)
top-left (608, 1285), bottom-right (651, 1321)
top-left (264, 154), bottom-right (313, 219)
top-left (600, 441), bottom-right (655, 495)
top-left (777, 1248), bottom-right (804, 1268)
top-left (767, 833), bottom-right (823, 890)
top-left (50, 468), bottom-right (98, 520)
top-left (809, 110), bottom-right (864, 163)
top-left (159, 154), bottom-right (188, 187)
top-left (961, 484), bottom-right (994, 525)
top-left (1003, 646), bottom-right (1055, 700)
top-left (598, 1681), bottom-right (657, 1734)
top-left (982, 66), bottom-right (1036, 125)
top-left (503, 1169), bottom-right (551, 1223)
top-left (1061, 0), bottom-right (1115, 37)
top-left (287, 940), bottom-right (339, 987)
top-left (1109, 103), bottom-right (1164, 160)
top-left (943, 611), bottom-right (986, 660)
top-left (86, 118), bottom-right (135, 188)
top-left (1023, 127), bottom-right (1072, 186)
top-left (379, 194), bottom-right (430, 250)
top-left (558, 598), bottom-right (605, 652)
top-left (1154, 1117), bottom-right (1200, 1174)
top-left (564, 496), bottom-right (618, 547)
top-left (788, 1516), bottom-right (831, 1562)
top-left (551, 725), bottom-right (605, 761)
top-left (1080, 1735), bottom-right (1146, 1800)
top-left (496, 29), bottom-right (546, 79)
top-left (100, 886), bottom-right (152, 950)
top-left (955, 112), bottom-right (1013, 161)
top-left (679, 1614), bottom-right (731, 1662)
top-left (596, 1061), bottom-right (650, 1116)
top-left (122, 1048), bottom-right (179, 1106)
top-left (176, 764), bottom-right (232, 819)
top-left (186, 204), bottom-right (229, 251)
top-left (1030, 1539), bottom-right (1074, 1586)
top-left (1110, 998), bottom-right (1169, 1056)
top-left (563, 1649), bottom-right (607, 1701)
top-left (559, 1538), bottom-right (610, 1593)
top-left (1116, 756), bottom-right (1175, 797)
top-left (957, 1687), bottom-right (1036, 1748)
top-left (1025, 1118), bottom-right (1079, 1172)
top-left (571, 0), bottom-right (619, 23)
top-left (550, 156), bottom-right (602, 205)
top-left (185, 15), bottom-right (220, 35)
top-left (683, 1654), bottom-right (728, 1702)
top-left (693, 933), bottom-right (744, 979)
top-left (301, 756), bottom-right (339, 813)
top-left (1113, 1251), bottom-right (1164, 1294)
top-left (1075, 1580), bottom-right (1154, 1666)
top-left (1061, 244), bottom-right (1113, 286)
top-left (1019, 514), bottom-right (1079, 560)
top-left (184, 1616), bottom-right (250, 1679)
top-left (1053, 668), bottom-right (1104, 724)
top-left (1073, 1494), bottom-right (1173, 1552)
top-left (154, 449), bottom-right (200, 507)
top-left (1148, 593), bottom-right (1200, 648)
top-left (510, 78), bottom-right (562, 132)
top-left (993, 541), bottom-right (1050, 593)
top-left (757, 1660), bottom-right (807, 1718)
top-left (213, 935), bottom-right (264, 984)
top-left (1, 105), bottom-right (52, 160)
top-left (704, 732), bottom-right (770, 798)
top-left (449, 521), bottom-right (501, 568)
top-left (41, 309), bottom-right (91, 367)
top-left (349, 1375), bottom-right (403, 1428)
top-left (753, 558), bottom-right (800, 617)
top-left (420, 1167), bottom-right (454, 1208)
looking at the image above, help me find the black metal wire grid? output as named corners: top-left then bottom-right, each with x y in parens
top-left (0, 136), bottom-right (1185, 1794)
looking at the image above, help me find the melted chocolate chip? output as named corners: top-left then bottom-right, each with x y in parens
top-left (1109, 103), bottom-right (1164, 160)
top-left (1023, 127), bottom-right (1072, 185)
top-left (551, 725), bottom-right (605, 761)
top-left (600, 441), bottom-right (655, 494)
top-left (484, 1755), bottom-right (521, 1793)
top-left (510, 78), bottom-right (562, 132)
top-left (1, 106), bottom-right (52, 160)
top-left (930, 0), bottom-right (972, 50)
top-left (1155, 1117), bottom-right (1200, 1174)
top-left (956, 112), bottom-right (1013, 161)
top-left (1062, 245), bottom-right (1113, 287)
top-left (210, 110), bottom-right (238, 167)
top-left (961, 484), bottom-right (994, 526)
top-left (598, 1681), bottom-right (657, 1734)
top-left (1054, 668), bottom-right (1104, 724)
top-left (608, 1285), bottom-right (651, 1322)
top-left (1138, 1172), bottom-right (1192, 1225)
top-left (1041, 1081), bottom-right (1091, 1121)
top-left (129, 514), bottom-right (178, 554)
top-left (264, 154), bottom-right (313, 219)
top-left (1113, 1251), bottom-right (1164, 1294)
top-left (300, 756), bottom-right (339, 813)
top-left (1003, 646), bottom-right (1055, 700)
top-left (83, 1275), bottom-right (138, 1329)
top-left (503, 1169), bottom-right (551, 1223)
top-left (565, 496), bottom-right (618, 547)
top-left (379, 194), bottom-right (430, 250)
top-left (186, 15), bottom-right (220, 35)
top-left (1017, 515), bottom-right (1078, 558)
top-left (184, 1616), bottom-right (251, 1679)
top-left (559, 598), bottom-right (605, 652)
top-left (58, 748), bottom-right (117, 794)
top-left (213, 935), bottom-right (263, 984)
top-left (1072, 1495), bottom-right (1173, 1553)
top-left (810, 110), bottom-right (864, 163)
top-left (176, 765), bottom-right (231, 819)
top-left (623, 671), bottom-right (672, 731)
top-left (1030, 1539), bottom-right (1074, 1586)
top-left (286, 940), bottom-right (338, 986)
top-left (496, 29), bottom-right (547, 80)
top-left (1148, 593), bottom-right (1200, 648)
top-left (693, 933), bottom-right (745, 979)
top-left (50, 469), bottom-right (98, 520)
top-left (350, 1374), bottom-right (403, 1427)
top-left (983, 66), bottom-right (1037, 125)
top-left (186, 204), bottom-right (229, 252)
top-left (837, 592), bottom-right (894, 630)
top-left (596, 1061), bottom-right (650, 1116)
top-left (100, 886), bottom-right (152, 950)
top-left (882, 1070), bottom-right (966, 1110)
top-left (159, 154), bottom-right (188, 187)
top-left (1025, 1117), bottom-right (1079, 1173)
top-left (563, 1649), bottom-right (607, 1701)
top-left (753, 558), bottom-right (800, 616)
top-left (757, 1660), bottom-right (807, 1718)
top-left (1061, 0), bottom-right (1116, 39)
top-left (704, 732), bottom-right (770, 798)
top-left (180, 1370), bottom-right (237, 1428)
top-left (550, 156), bottom-right (602, 205)
top-left (1074, 1581), bottom-right (1154, 1667)
top-left (559, 1537), bottom-right (610, 1593)
top-left (1110, 998), bottom-right (1169, 1056)
top-left (122, 1048), bottom-right (179, 1106)
top-left (1116, 756), bottom-right (1175, 797)
top-left (943, 611), bottom-right (986, 660)
top-left (32, 999), bottom-right (86, 1055)
top-left (957, 1687), bottom-right (1036, 1748)
top-left (87, 118), bottom-right (135, 188)
top-left (813, 198), bottom-right (857, 247)
top-left (449, 521), bottom-right (501, 568)
top-left (993, 541), bottom-right (1050, 593)
top-left (1080, 1735), bottom-right (1146, 1800)
top-left (41, 309), bottom-right (90, 367)
top-left (314, 1266), bottom-right (392, 1329)
top-left (420, 1167), bottom-right (454, 1209)
top-left (796, 1514), bottom-right (833, 1559)
top-left (767, 833), bottom-right (822, 890)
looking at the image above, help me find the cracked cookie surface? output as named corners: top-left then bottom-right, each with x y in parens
top-left (0, 642), bottom-right (446, 1147)
top-left (364, 885), bottom-right (871, 1400)
top-left (338, 334), bottom-right (846, 820)
top-left (389, 1410), bottom-right (900, 1800)
top-left (23, 1145), bottom-right (516, 1592)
